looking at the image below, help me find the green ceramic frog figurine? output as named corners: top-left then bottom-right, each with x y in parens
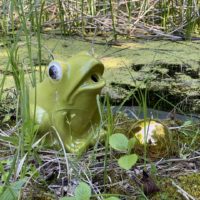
top-left (29, 52), bottom-right (105, 153)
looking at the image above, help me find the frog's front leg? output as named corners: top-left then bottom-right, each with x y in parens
top-left (51, 110), bottom-right (76, 152)
top-left (51, 109), bottom-right (105, 153)
top-left (30, 104), bottom-right (50, 133)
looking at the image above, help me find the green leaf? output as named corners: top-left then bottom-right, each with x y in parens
top-left (0, 163), bottom-right (4, 173)
top-left (2, 114), bottom-right (11, 123)
top-left (183, 120), bottom-right (193, 127)
top-left (0, 186), bottom-right (3, 194)
top-left (128, 138), bottom-right (136, 153)
top-left (1, 172), bottom-right (9, 183)
top-left (75, 182), bottom-right (91, 200)
top-left (0, 135), bottom-right (19, 146)
top-left (0, 187), bottom-right (17, 200)
top-left (150, 163), bottom-right (157, 175)
top-left (118, 154), bottom-right (138, 170)
top-left (105, 197), bottom-right (120, 200)
top-left (109, 133), bottom-right (129, 151)
top-left (0, 178), bottom-right (27, 200)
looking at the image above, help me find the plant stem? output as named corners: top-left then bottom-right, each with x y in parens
top-left (103, 94), bottom-right (113, 190)
top-left (109, 0), bottom-right (117, 41)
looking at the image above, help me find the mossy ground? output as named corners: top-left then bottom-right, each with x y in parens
top-left (0, 97), bottom-right (200, 199)
top-left (152, 173), bottom-right (200, 200)
top-left (1, 35), bottom-right (200, 112)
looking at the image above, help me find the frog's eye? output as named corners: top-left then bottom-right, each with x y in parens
top-left (48, 62), bottom-right (62, 80)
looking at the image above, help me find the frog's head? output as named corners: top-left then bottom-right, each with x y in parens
top-left (46, 51), bottom-right (105, 106)
top-left (30, 52), bottom-right (105, 153)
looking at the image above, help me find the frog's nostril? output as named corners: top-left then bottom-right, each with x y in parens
top-left (91, 74), bottom-right (99, 82)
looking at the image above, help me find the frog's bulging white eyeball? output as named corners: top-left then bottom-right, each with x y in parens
top-left (48, 61), bottom-right (62, 80)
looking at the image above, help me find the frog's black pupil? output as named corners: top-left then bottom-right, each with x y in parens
top-left (49, 65), bottom-right (57, 79)
top-left (91, 74), bottom-right (99, 82)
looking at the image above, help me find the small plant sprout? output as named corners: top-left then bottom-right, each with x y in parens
top-left (60, 182), bottom-right (120, 200)
top-left (109, 133), bottom-right (138, 170)
top-left (60, 182), bottom-right (91, 200)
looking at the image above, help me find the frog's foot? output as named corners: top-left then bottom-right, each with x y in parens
top-left (63, 128), bottom-right (106, 154)
top-left (64, 139), bottom-right (91, 154)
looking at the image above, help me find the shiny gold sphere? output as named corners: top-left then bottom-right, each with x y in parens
top-left (131, 119), bottom-right (169, 145)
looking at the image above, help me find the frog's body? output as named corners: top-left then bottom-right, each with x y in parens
top-left (29, 52), bottom-right (105, 153)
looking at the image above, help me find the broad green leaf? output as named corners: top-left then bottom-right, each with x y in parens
top-left (0, 178), bottom-right (27, 200)
top-left (0, 187), bottom-right (17, 200)
top-left (128, 138), bottom-right (136, 153)
top-left (118, 154), bottom-right (138, 170)
top-left (75, 182), bottom-right (91, 200)
top-left (105, 197), bottom-right (120, 200)
top-left (109, 133), bottom-right (128, 151)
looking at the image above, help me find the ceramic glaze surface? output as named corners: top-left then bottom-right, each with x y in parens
top-left (132, 119), bottom-right (169, 145)
top-left (29, 52), bottom-right (105, 153)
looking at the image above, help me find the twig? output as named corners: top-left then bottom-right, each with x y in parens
top-left (172, 180), bottom-right (196, 200)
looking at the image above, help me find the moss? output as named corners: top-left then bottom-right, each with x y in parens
top-left (178, 173), bottom-right (200, 198)
top-left (151, 173), bottom-right (200, 200)
top-left (1, 35), bottom-right (200, 87)
top-left (151, 177), bottom-right (182, 200)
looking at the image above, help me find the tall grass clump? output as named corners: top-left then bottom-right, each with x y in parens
top-left (126, 0), bottom-right (132, 32)
top-left (9, 0), bottom-right (200, 40)
top-left (109, 0), bottom-right (117, 41)
top-left (160, 0), bottom-right (170, 31)
top-left (184, 0), bottom-right (198, 39)
top-left (0, 0), bottom-right (46, 198)
top-left (1, 0), bottom-right (199, 40)
top-left (128, 85), bottom-right (149, 166)
top-left (33, 0), bottom-right (45, 82)
top-left (13, 0), bottom-right (36, 85)
top-left (88, 0), bottom-right (96, 16)
top-left (81, 0), bottom-right (86, 37)
top-left (57, 0), bottom-right (67, 35)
